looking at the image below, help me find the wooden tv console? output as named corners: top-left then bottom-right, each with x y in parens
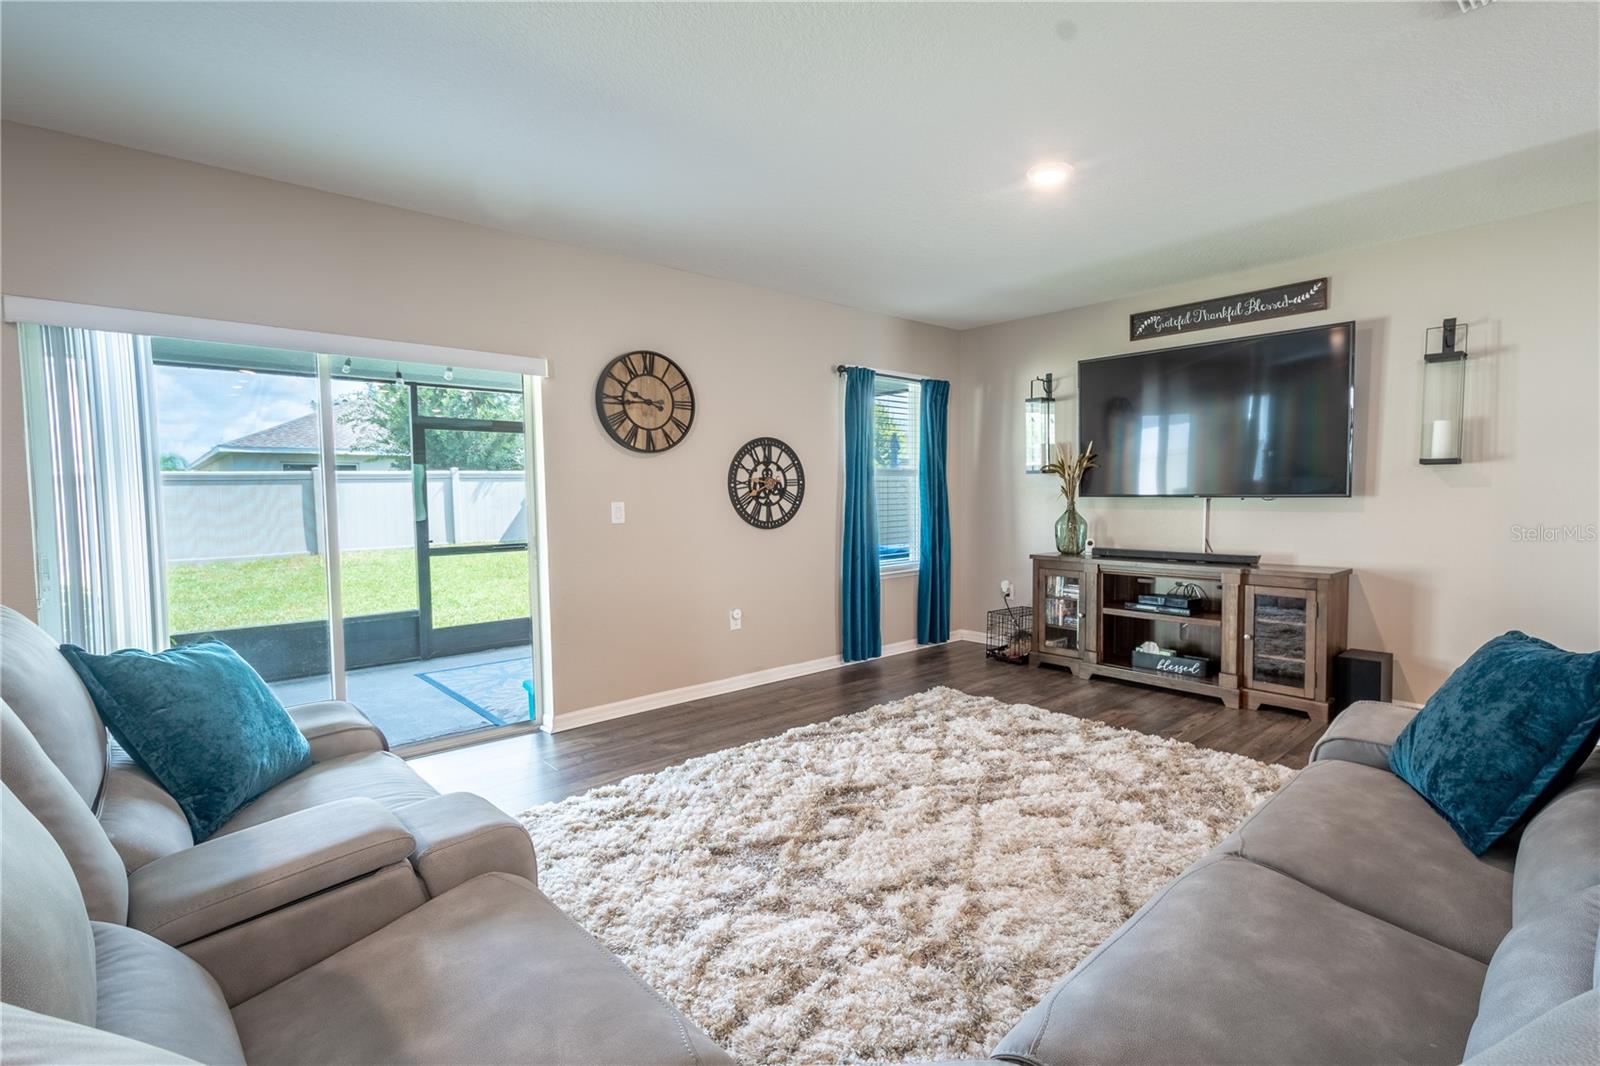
top-left (1030, 554), bottom-right (1350, 723)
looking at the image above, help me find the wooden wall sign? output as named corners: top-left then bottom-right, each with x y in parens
top-left (1130, 278), bottom-right (1328, 341)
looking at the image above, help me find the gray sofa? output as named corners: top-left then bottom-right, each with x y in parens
top-left (0, 605), bottom-right (730, 1064)
top-left (0, 784), bottom-right (730, 1064)
top-left (0, 605), bottom-right (542, 1002)
top-left (988, 701), bottom-right (1600, 1066)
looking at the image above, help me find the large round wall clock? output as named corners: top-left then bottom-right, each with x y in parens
top-left (728, 437), bottom-right (805, 529)
top-left (595, 350), bottom-right (695, 453)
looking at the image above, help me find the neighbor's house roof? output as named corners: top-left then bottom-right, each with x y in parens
top-left (192, 404), bottom-right (402, 467)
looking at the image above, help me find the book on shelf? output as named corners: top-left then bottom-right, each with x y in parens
top-left (1136, 593), bottom-right (1198, 609)
top-left (1122, 601), bottom-right (1199, 617)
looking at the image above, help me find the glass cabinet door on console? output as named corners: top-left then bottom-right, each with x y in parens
top-left (1243, 587), bottom-right (1319, 698)
top-left (1034, 565), bottom-right (1085, 660)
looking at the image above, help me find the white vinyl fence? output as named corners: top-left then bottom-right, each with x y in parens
top-left (162, 470), bottom-right (526, 563)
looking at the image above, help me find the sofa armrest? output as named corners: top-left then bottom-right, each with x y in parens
top-left (1308, 701), bottom-right (1421, 771)
top-left (395, 792), bottom-right (537, 896)
top-left (1461, 990), bottom-right (1599, 1066)
top-left (1, 1004), bottom-right (201, 1065)
top-left (127, 798), bottom-right (415, 945)
top-left (286, 700), bottom-right (388, 761)
top-left (181, 862), bottom-right (427, 1006)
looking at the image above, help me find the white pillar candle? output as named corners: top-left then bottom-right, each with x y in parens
top-left (1430, 418), bottom-right (1456, 459)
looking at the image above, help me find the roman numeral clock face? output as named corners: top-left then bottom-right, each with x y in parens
top-left (594, 350), bottom-right (695, 453)
top-left (728, 437), bottom-right (805, 529)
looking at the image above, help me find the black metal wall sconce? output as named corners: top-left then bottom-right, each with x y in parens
top-left (1025, 373), bottom-right (1056, 474)
top-left (1420, 318), bottom-right (1467, 465)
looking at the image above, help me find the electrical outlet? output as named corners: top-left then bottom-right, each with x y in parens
top-left (728, 608), bottom-right (743, 631)
top-left (610, 501), bottom-right (625, 524)
top-left (1000, 579), bottom-right (1013, 598)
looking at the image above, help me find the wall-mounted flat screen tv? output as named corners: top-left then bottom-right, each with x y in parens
top-left (1078, 321), bottom-right (1354, 498)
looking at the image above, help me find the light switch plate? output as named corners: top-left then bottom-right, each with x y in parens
top-left (610, 501), bottom-right (625, 524)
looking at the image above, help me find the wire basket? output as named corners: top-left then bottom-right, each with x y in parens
top-left (986, 605), bottom-right (1033, 665)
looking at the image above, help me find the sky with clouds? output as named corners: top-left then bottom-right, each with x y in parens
top-left (154, 367), bottom-right (367, 464)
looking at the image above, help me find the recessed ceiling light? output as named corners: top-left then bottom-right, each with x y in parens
top-left (1027, 161), bottom-right (1073, 189)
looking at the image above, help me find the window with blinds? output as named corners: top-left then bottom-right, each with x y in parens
top-left (872, 375), bottom-right (921, 571)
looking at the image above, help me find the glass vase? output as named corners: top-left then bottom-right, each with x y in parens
top-left (1055, 503), bottom-right (1087, 556)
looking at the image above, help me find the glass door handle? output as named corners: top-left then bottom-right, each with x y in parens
top-left (1243, 633), bottom-right (1253, 640)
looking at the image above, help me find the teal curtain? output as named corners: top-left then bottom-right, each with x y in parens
top-left (917, 379), bottom-right (951, 644)
top-left (841, 367), bottom-right (881, 661)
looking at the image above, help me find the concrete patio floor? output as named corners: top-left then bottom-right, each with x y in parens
top-left (272, 644), bottom-right (535, 748)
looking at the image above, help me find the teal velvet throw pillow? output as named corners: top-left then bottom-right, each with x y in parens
top-left (1390, 631), bottom-right (1600, 855)
top-left (59, 640), bottom-right (310, 841)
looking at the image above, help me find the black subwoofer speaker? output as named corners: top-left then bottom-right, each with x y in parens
top-left (1333, 649), bottom-right (1394, 711)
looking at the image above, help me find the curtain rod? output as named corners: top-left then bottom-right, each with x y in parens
top-left (831, 363), bottom-right (936, 380)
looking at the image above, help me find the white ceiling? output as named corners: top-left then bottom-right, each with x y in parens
top-left (3, 2), bottom-right (1597, 329)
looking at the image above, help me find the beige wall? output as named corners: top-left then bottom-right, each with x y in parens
top-left (0, 123), bottom-right (961, 715)
top-left (954, 202), bottom-right (1600, 702)
top-left (6, 122), bottom-right (1596, 714)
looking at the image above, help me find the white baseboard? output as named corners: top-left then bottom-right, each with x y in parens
top-left (554, 626), bottom-right (1412, 734)
top-left (554, 636), bottom-right (958, 733)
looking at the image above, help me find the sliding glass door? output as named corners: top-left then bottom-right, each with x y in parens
top-left (151, 340), bottom-right (337, 704)
top-left (327, 363), bottom-right (537, 741)
top-left (19, 328), bottom-right (545, 751)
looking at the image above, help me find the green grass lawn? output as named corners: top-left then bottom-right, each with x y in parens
top-left (166, 548), bottom-right (531, 633)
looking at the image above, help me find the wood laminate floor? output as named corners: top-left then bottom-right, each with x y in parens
top-left (410, 642), bottom-right (1327, 814)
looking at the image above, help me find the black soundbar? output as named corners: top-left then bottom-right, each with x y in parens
top-left (1092, 547), bottom-right (1261, 566)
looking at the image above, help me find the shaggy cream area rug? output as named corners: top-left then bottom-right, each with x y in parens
top-left (520, 686), bottom-right (1293, 1064)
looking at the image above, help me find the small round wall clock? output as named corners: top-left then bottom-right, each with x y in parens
top-left (728, 437), bottom-right (805, 529)
top-left (595, 350), bottom-right (695, 453)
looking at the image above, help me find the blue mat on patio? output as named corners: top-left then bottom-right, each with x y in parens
top-left (415, 657), bottom-right (535, 726)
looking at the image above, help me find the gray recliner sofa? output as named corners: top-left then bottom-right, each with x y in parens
top-left (0, 604), bottom-right (542, 1002)
top-left (988, 701), bottom-right (1600, 1066)
top-left (0, 600), bottom-right (731, 1063)
top-left (0, 777), bottom-right (731, 1064)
